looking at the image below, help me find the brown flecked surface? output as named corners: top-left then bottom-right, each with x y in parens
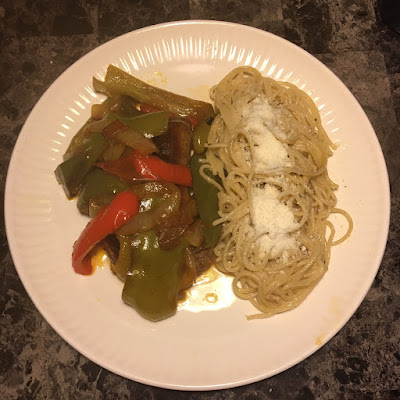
top-left (1, 1), bottom-right (399, 399)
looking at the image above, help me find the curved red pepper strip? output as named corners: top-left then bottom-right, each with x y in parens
top-left (97, 152), bottom-right (193, 187)
top-left (96, 155), bottom-right (147, 181)
top-left (132, 152), bottom-right (193, 187)
top-left (72, 190), bottom-right (139, 275)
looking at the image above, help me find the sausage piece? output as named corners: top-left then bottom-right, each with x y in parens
top-left (153, 116), bottom-right (192, 165)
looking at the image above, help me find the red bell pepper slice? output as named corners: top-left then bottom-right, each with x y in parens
top-left (72, 190), bottom-right (139, 275)
top-left (97, 152), bottom-right (193, 187)
top-left (96, 155), bottom-right (146, 181)
top-left (132, 152), bottom-right (192, 187)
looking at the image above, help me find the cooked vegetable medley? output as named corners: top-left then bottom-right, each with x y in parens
top-left (55, 65), bottom-right (219, 321)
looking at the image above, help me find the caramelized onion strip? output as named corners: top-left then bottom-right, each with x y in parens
top-left (117, 182), bottom-right (181, 235)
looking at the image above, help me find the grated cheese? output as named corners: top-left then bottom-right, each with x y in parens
top-left (242, 95), bottom-right (299, 260)
top-left (251, 186), bottom-right (299, 259)
top-left (242, 95), bottom-right (291, 173)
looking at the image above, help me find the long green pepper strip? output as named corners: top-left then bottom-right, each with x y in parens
top-left (192, 119), bottom-right (211, 154)
top-left (189, 154), bottom-right (222, 248)
top-left (97, 65), bottom-right (215, 121)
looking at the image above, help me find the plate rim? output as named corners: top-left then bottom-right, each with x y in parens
top-left (4, 20), bottom-right (391, 391)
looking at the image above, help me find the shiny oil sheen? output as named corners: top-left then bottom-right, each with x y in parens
top-left (92, 251), bottom-right (235, 313)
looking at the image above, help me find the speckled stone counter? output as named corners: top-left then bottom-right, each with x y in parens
top-left (1, 1), bottom-right (399, 399)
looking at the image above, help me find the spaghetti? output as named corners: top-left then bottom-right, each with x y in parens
top-left (203, 66), bottom-right (353, 319)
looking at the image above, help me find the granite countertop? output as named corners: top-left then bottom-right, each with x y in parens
top-left (1, 1), bottom-right (399, 399)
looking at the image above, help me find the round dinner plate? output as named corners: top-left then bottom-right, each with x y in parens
top-left (5, 21), bottom-right (390, 390)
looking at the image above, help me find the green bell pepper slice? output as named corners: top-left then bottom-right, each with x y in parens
top-left (89, 112), bottom-right (169, 139)
top-left (77, 168), bottom-right (129, 215)
top-left (111, 196), bottom-right (168, 281)
top-left (122, 230), bottom-right (186, 322)
top-left (64, 97), bottom-right (116, 160)
top-left (189, 154), bottom-right (222, 248)
top-left (112, 235), bottom-right (132, 282)
top-left (65, 109), bottom-right (168, 160)
top-left (112, 111), bottom-right (169, 138)
top-left (55, 133), bottom-right (107, 198)
top-left (88, 194), bottom-right (116, 218)
top-left (192, 119), bottom-right (211, 154)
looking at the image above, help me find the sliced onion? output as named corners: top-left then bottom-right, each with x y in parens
top-left (102, 119), bottom-right (158, 156)
top-left (183, 219), bottom-right (204, 247)
top-left (129, 181), bottom-right (177, 200)
top-left (92, 77), bottom-right (111, 96)
top-left (102, 142), bottom-right (126, 162)
top-left (186, 197), bottom-right (198, 218)
top-left (155, 197), bottom-right (196, 250)
top-left (91, 97), bottom-right (123, 120)
top-left (83, 114), bottom-right (118, 134)
top-left (117, 182), bottom-right (181, 235)
top-left (91, 103), bottom-right (110, 120)
top-left (116, 128), bottom-right (158, 156)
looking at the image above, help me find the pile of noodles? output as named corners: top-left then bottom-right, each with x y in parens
top-left (202, 66), bottom-right (352, 319)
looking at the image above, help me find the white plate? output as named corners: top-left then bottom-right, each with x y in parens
top-left (5, 21), bottom-right (390, 390)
